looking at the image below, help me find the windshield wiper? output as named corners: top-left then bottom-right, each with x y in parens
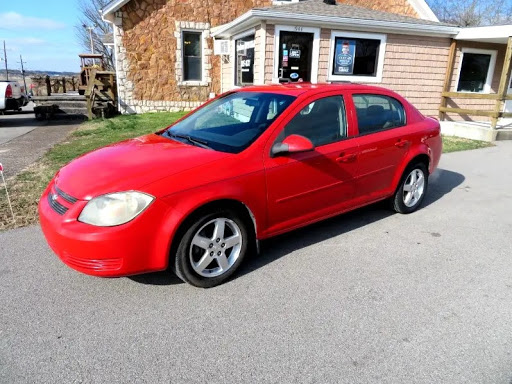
top-left (165, 132), bottom-right (212, 150)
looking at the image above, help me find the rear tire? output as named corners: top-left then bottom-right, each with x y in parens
top-left (392, 162), bottom-right (428, 214)
top-left (171, 208), bottom-right (250, 288)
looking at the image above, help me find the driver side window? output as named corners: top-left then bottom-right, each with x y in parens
top-left (277, 96), bottom-right (347, 147)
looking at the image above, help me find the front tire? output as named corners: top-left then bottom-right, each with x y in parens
top-left (392, 163), bottom-right (428, 214)
top-left (172, 209), bottom-right (250, 288)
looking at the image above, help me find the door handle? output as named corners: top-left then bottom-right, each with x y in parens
top-left (336, 153), bottom-right (357, 163)
top-left (395, 139), bottom-right (409, 148)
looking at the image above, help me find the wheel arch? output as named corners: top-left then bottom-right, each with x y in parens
top-left (392, 147), bottom-right (431, 193)
top-left (167, 198), bottom-right (259, 262)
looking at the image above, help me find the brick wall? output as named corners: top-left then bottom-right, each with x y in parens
top-left (378, 34), bottom-right (451, 118)
top-left (264, 24), bottom-right (275, 84)
top-left (254, 23), bottom-right (266, 86)
top-left (307, 30), bottom-right (450, 118)
top-left (221, 46), bottom-right (234, 93)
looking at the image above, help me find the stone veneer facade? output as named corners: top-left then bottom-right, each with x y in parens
top-left (113, 0), bottom-right (422, 114)
top-left (114, 0), bottom-right (273, 114)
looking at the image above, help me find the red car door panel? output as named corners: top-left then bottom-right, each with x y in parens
top-left (350, 93), bottom-right (410, 201)
top-left (264, 140), bottom-right (359, 233)
top-left (263, 93), bottom-right (359, 235)
top-left (356, 127), bottom-right (409, 199)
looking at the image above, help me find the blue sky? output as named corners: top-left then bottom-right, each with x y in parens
top-left (0, 0), bottom-right (85, 72)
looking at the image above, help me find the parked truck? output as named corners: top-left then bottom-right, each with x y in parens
top-left (0, 80), bottom-right (29, 113)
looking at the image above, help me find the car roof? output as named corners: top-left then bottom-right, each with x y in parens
top-left (235, 83), bottom-right (391, 97)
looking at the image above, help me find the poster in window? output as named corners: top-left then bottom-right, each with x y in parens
top-left (334, 39), bottom-right (356, 75)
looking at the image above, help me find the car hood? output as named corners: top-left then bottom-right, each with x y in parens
top-left (55, 134), bottom-right (230, 200)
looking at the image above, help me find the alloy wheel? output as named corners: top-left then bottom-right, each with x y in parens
top-left (189, 218), bottom-right (243, 278)
top-left (403, 168), bottom-right (425, 208)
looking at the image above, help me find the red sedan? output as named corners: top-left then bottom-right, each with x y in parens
top-left (39, 84), bottom-right (441, 287)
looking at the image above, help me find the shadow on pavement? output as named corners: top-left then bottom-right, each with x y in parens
top-left (423, 168), bottom-right (465, 207)
top-left (128, 270), bottom-right (183, 286)
top-left (237, 168), bottom-right (464, 279)
top-left (129, 168), bottom-right (465, 286)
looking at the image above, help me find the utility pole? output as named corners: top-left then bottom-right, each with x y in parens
top-left (3, 41), bottom-right (8, 81)
top-left (83, 25), bottom-right (95, 54)
top-left (18, 55), bottom-right (28, 93)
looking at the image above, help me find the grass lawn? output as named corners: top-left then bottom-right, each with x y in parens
top-left (0, 112), bottom-right (185, 231)
top-left (0, 114), bottom-right (493, 231)
top-left (442, 135), bottom-right (494, 153)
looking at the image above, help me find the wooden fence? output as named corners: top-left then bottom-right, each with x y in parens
top-left (439, 37), bottom-right (512, 129)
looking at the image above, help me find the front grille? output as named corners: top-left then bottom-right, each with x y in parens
top-left (55, 186), bottom-right (78, 204)
top-left (62, 252), bottom-right (123, 272)
top-left (48, 192), bottom-right (69, 215)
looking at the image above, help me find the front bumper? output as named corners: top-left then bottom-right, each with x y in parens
top-left (39, 183), bottom-right (175, 277)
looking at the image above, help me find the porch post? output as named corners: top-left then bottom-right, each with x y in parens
top-left (439, 39), bottom-right (457, 120)
top-left (491, 36), bottom-right (512, 129)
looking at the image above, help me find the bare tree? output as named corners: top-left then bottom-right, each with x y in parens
top-left (75, 0), bottom-right (114, 70)
top-left (428, 0), bottom-right (512, 26)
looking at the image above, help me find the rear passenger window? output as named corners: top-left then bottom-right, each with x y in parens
top-left (353, 94), bottom-right (406, 135)
top-left (277, 96), bottom-right (347, 147)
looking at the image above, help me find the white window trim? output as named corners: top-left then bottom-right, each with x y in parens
top-left (455, 47), bottom-right (497, 94)
top-left (180, 29), bottom-right (208, 85)
top-left (328, 30), bottom-right (387, 83)
top-left (233, 29), bottom-right (256, 88)
top-left (273, 25), bottom-right (320, 84)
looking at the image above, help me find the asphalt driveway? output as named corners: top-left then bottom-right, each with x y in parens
top-left (0, 103), bottom-right (80, 177)
top-left (1, 142), bottom-right (511, 383)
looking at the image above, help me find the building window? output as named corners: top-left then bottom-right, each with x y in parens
top-left (353, 94), bottom-right (406, 135)
top-left (456, 49), bottom-right (497, 93)
top-left (183, 31), bottom-right (202, 81)
top-left (235, 35), bottom-right (255, 86)
top-left (328, 31), bottom-right (386, 83)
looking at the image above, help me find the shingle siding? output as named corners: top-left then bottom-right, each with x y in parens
top-left (317, 32), bottom-right (451, 117)
top-left (379, 34), bottom-right (450, 117)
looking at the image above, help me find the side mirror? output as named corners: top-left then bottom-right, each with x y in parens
top-left (271, 134), bottom-right (314, 157)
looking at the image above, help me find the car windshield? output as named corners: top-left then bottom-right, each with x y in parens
top-left (161, 92), bottom-right (296, 153)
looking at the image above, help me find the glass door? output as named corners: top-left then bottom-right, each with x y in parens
top-left (278, 31), bottom-right (313, 83)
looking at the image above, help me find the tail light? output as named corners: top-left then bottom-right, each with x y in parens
top-left (5, 84), bottom-right (12, 98)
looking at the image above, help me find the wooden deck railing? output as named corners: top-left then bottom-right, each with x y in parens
top-left (439, 37), bottom-right (512, 129)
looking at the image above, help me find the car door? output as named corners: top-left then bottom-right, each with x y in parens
top-left (350, 93), bottom-right (410, 201)
top-left (263, 93), bottom-right (359, 235)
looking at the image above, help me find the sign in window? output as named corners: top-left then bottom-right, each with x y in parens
top-left (235, 35), bottom-right (255, 86)
top-left (332, 37), bottom-right (380, 77)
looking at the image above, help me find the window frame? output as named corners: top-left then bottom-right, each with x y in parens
top-left (273, 25), bottom-right (320, 84)
top-left (455, 47), bottom-right (497, 94)
top-left (181, 29), bottom-right (205, 84)
top-left (351, 93), bottom-right (407, 136)
top-left (328, 31), bottom-right (387, 83)
top-left (234, 30), bottom-right (256, 87)
top-left (275, 94), bottom-right (349, 148)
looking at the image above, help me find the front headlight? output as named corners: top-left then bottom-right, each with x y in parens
top-left (78, 191), bottom-right (154, 227)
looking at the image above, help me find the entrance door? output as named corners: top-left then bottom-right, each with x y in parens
top-left (278, 31), bottom-right (313, 83)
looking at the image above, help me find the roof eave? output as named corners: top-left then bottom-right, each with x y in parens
top-left (212, 9), bottom-right (460, 39)
top-left (101, 0), bottom-right (132, 22)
